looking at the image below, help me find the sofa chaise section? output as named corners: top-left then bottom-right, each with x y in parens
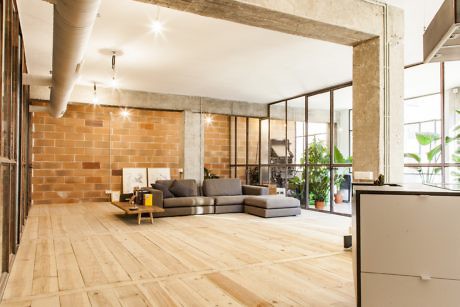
top-left (244, 195), bottom-right (301, 218)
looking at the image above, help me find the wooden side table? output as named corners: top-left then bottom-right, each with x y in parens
top-left (111, 201), bottom-right (165, 224)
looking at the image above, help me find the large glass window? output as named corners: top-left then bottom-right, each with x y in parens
top-left (444, 61), bottom-right (460, 186)
top-left (404, 62), bottom-right (460, 186)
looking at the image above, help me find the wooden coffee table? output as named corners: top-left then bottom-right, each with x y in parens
top-left (111, 201), bottom-right (165, 224)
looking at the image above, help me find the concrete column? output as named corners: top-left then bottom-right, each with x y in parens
top-left (183, 110), bottom-right (204, 184)
top-left (353, 6), bottom-right (404, 182)
top-left (353, 37), bottom-right (384, 180)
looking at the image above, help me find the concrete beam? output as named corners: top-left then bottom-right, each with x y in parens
top-left (30, 85), bottom-right (268, 118)
top-left (135, 0), bottom-right (382, 46)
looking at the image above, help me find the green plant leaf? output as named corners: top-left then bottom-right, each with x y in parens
top-left (446, 134), bottom-right (460, 143)
top-left (334, 146), bottom-right (345, 164)
top-left (416, 132), bottom-right (440, 145)
top-left (404, 153), bottom-right (421, 163)
top-left (427, 144), bottom-right (442, 162)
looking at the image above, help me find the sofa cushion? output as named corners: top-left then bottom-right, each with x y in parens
top-left (156, 179), bottom-right (198, 197)
top-left (151, 183), bottom-right (174, 199)
top-left (244, 196), bottom-right (300, 209)
top-left (214, 195), bottom-right (247, 206)
top-left (169, 180), bottom-right (195, 197)
top-left (163, 197), bottom-right (214, 208)
top-left (203, 178), bottom-right (242, 196)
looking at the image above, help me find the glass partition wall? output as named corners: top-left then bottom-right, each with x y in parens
top-left (229, 83), bottom-right (353, 216)
top-left (268, 83), bottom-right (353, 216)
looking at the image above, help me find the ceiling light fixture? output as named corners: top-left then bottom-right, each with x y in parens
top-left (111, 51), bottom-right (118, 88)
top-left (92, 82), bottom-right (98, 104)
top-left (151, 5), bottom-right (164, 35)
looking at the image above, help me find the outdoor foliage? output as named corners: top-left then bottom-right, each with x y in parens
top-left (405, 109), bottom-right (460, 183)
top-left (287, 139), bottom-right (351, 203)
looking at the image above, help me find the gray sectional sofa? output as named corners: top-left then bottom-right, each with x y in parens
top-left (147, 178), bottom-right (301, 218)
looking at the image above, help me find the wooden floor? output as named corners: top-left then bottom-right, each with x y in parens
top-left (0, 203), bottom-right (355, 306)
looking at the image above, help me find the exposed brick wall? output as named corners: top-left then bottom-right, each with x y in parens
top-left (204, 114), bottom-right (230, 178)
top-left (31, 102), bottom-right (184, 204)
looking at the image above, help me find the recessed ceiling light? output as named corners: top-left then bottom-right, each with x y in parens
top-left (151, 20), bottom-right (164, 34)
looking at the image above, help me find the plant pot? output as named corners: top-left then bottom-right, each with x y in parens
top-left (334, 192), bottom-right (343, 204)
top-left (314, 200), bottom-right (325, 210)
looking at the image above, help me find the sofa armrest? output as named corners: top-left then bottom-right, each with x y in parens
top-left (242, 185), bottom-right (268, 195)
top-left (145, 188), bottom-right (164, 208)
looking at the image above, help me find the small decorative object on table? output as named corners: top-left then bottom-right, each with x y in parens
top-left (374, 174), bottom-right (385, 186)
top-left (144, 194), bottom-right (152, 206)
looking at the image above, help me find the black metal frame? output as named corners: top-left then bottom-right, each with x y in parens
top-left (230, 82), bottom-right (354, 217)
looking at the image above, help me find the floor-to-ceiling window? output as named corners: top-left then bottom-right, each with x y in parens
top-left (0, 0), bottom-right (31, 291)
top-left (404, 62), bottom-right (460, 186)
top-left (266, 83), bottom-right (353, 216)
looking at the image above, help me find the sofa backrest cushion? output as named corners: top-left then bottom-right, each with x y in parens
top-left (203, 178), bottom-right (242, 196)
top-left (156, 179), bottom-right (198, 197)
top-left (151, 183), bottom-right (175, 199)
top-left (169, 180), bottom-right (196, 197)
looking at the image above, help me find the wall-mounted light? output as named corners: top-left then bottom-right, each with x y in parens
top-left (204, 114), bottom-right (213, 126)
top-left (92, 82), bottom-right (98, 104)
top-left (120, 108), bottom-right (130, 118)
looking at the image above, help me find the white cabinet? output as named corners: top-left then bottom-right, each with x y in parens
top-left (354, 189), bottom-right (460, 306)
top-left (362, 273), bottom-right (460, 307)
top-left (361, 194), bottom-right (460, 280)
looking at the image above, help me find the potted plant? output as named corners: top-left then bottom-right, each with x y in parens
top-left (288, 175), bottom-right (305, 201)
top-left (307, 139), bottom-right (330, 209)
top-left (333, 146), bottom-right (352, 204)
top-left (333, 172), bottom-right (345, 204)
top-left (309, 166), bottom-right (330, 209)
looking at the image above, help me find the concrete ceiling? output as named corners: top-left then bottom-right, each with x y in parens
top-left (18, 0), bottom-right (448, 105)
top-left (18, 0), bottom-right (352, 104)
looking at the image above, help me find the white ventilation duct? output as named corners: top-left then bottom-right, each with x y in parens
top-left (49, 0), bottom-right (101, 118)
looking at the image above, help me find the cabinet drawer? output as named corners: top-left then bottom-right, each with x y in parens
top-left (362, 272), bottom-right (460, 307)
top-left (360, 194), bottom-right (460, 279)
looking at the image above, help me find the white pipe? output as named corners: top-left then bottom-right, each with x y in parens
top-left (49, 0), bottom-right (101, 118)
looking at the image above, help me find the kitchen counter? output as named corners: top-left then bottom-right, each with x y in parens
top-left (352, 184), bottom-right (460, 306)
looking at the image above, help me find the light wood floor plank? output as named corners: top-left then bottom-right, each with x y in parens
top-left (59, 292), bottom-right (91, 307)
top-left (1, 202), bottom-right (354, 307)
top-left (32, 239), bottom-right (58, 295)
top-left (54, 237), bottom-right (85, 291)
top-left (87, 288), bottom-right (122, 307)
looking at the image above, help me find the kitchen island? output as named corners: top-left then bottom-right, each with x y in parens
top-left (352, 184), bottom-right (460, 307)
